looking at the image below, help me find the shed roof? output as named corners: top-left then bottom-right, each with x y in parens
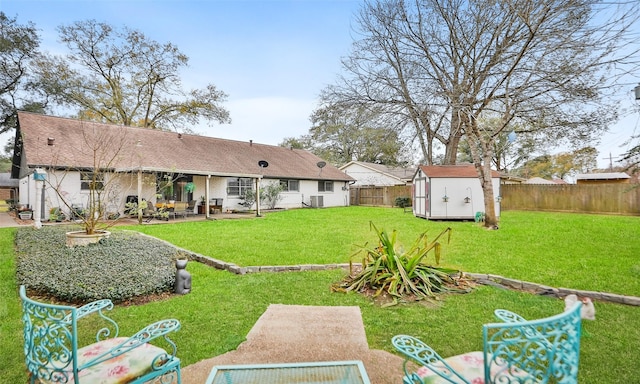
top-left (418, 164), bottom-right (500, 178)
top-left (13, 112), bottom-right (353, 182)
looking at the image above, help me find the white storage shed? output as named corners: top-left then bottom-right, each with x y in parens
top-left (412, 164), bottom-right (501, 220)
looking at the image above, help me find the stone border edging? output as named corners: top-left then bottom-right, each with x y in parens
top-left (465, 272), bottom-right (640, 306)
top-left (133, 231), bottom-right (640, 307)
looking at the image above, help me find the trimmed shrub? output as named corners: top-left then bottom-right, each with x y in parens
top-left (15, 226), bottom-right (178, 303)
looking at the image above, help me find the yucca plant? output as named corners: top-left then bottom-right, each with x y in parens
top-left (334, 222), bottom-right (470, 305)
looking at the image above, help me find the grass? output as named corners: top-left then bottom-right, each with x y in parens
top-left (3, 207), bottom-right (640, 383)
top-left (127, 207), bottom-right (640, 296)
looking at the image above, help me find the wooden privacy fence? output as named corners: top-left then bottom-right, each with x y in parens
top-left (501, 184), bottom-right (640, 215)
top-left (350, 185), bottom-right (412, 207)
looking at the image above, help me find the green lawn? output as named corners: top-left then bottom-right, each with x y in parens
top-left (127, 207), bottom-right (640, 296)
top-left (2, 208), bottom-right (639, 383)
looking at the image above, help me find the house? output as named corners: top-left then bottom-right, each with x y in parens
top-left (11, 112), bottom-right (353, 220)
top-left (412, 164), bottom-right (501, 220)
top-left (575, 172), bottom-right (630, 185)
top-left (524, 177), bottom-right (557, 185)
top-left (339, 161), bottom-right (416, 186)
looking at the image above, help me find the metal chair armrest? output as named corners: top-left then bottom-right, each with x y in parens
top-left (80, 318), bottom-right (181, 368)
top-left (392, 334), bottom-right (469, 384)
top-left (73, 299), bottom-right (114, 320)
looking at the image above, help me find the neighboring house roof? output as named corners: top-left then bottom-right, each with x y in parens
top-left (524, 177), bottom-right (558, 184)
top-left (417, 164), bottom-right (501, 178)
top-left (339, 161), bottom-right (416, 183)
top-left (575, 172), bottom-right (630, 181)
top-left (13, 112), bottom-right (353, 182)
top-left (0, 173), bottom-right (18, 188)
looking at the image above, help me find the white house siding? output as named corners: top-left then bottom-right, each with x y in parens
top-left (19, 171), bottom-right (350, 219)
top-left (21, 170), bottom-right (157, 220)
top-left (184, 176), bottom-right (350, 212)
top-left (261, 178), bottom-right (349, 210)
top-left (342, 163), bottom-right (404, 186)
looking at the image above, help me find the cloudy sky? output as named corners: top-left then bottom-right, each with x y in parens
top-left (3, 0), bottom-right (639, 169)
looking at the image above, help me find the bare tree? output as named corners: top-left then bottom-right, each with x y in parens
top-left (35, 20), bottom-right (230, 131)
top-left (332, 0), bottom-right (640, 227)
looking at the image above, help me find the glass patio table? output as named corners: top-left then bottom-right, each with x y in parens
top-left (205, 360), bottom-right (371, 384)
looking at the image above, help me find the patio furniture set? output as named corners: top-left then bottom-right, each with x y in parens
top-left (19, 285), bottom-right (583, 384)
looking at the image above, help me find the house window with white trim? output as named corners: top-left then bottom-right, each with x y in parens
top-left (318, 180), bottom-right (333, 192)
top-left (80, 172), bottom-right (104, 190)
top-left (227, 178), bottom-right (253, 196)
top-left (279, 179), bottom-right (299, 192)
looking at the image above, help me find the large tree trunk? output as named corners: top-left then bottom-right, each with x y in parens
top-left (479, 158), bottom-right (498, 228)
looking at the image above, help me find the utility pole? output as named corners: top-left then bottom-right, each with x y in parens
top-left (602, 152), bottom-right (619, 172)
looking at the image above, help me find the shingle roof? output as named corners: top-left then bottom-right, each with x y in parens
top-left (0, 173), bottom-right (18, 187)
top-left (419, 164), bottom-right (501, 178)
top-left (340, 161), bottom-right (416, 181)
top-left (575, 172), bottom-right (629, 180)
top-left (15, 112), bottom-right (353, 181)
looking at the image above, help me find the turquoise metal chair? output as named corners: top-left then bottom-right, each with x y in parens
top-left (20, 285), bottom-right (182, 384)
top-left (392, 301), bottom-right (582, 384)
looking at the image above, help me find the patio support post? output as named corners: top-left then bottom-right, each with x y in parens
top-left (255, 177), bottom-right (261, 217)
top-left (137, 169), bottom-right (142, 223)
top-left (206, 175), bottom-right (211, 219)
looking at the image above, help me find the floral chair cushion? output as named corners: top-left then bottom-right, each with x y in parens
top-left (413, 351), bottom-right (526, 384)
top-left (42, 337), bottom-right (168, 384)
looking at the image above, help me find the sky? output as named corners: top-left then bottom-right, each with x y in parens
top-left (1, 0), bottom-right (361, 145)
top-left (2, 0), bottom-right (639, 170)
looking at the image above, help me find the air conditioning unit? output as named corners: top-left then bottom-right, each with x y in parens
top-left (310, 195), bottom-right (324, 208)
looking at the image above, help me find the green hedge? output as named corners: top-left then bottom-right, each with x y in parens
top-left (15, 226), bottom-right (178, 303)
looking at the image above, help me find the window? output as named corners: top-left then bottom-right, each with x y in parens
top-left (80, 172), bottom-right (104, 190)
top-left (318, 180), bottom-right (333, 192)
top-left (279, 179), bottom-right (299, 192)
top-left (227, 178), bottom-right (253, 196)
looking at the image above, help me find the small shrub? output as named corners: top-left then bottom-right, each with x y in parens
top-left (15, 226), bottom-right (178, 303)
top-left (395, 196), bottom-right (411, 208)
top-left (333, 222), bottom-right (470, 305)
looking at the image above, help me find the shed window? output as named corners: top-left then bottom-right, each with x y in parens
top-left (318, 181), bottom-right (333, 192)
top-left (227, 178), bottom-right (253, 196)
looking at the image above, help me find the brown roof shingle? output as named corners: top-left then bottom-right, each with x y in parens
top-left (15, 112), bottom-right (353, 181)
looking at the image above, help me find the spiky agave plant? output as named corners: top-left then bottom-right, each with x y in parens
top-left (334, 222), bottom-right (470, 305)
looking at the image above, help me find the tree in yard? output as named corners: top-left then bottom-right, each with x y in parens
top-left (308, 101), bottom-right (407, 166)
top-left (0, 12), bottom-right (48, 136)
top-left (34, 20), bottom-right (230, 131)
top-left (516, 147), bottom-right (598, 180)
top-left (335, 0), bottom-right (640, 228)
top-left (41, 123), bottom-right (136, 235)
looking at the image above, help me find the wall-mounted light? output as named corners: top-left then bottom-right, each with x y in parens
top-left (496, 196), bottom-right (502, 202)
top-left (47, 137), bottom-right (55, 146)
top-left (464, 196), bottom-right (471, 204)
top-left (442, 195), bottom-right (449, 202)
